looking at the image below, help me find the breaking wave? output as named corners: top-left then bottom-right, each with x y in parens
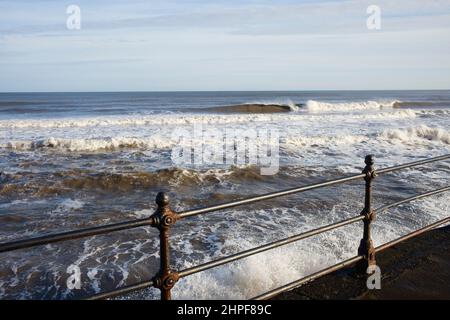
top-left (3, 136), bottom-right (174, 152)
top-left (380, 125), bottom-right (450, 144)
top-left (0, 114), bottom-right (274, 129)
top-left (1, 111), bottom-right (417, 153)
top-left (0, 108), bottom-right (417, 132)
top-left (305, 100), bottom-right (398, 112)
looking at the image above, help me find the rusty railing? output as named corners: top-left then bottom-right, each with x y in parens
top-left (0, 154), bottom-right (449, 300)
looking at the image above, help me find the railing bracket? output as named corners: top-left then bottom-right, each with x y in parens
top-left (153, 271), bottom-right (180, 291)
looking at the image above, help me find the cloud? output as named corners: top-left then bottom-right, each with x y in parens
top-left (1, 0), bottom-right (450, 36)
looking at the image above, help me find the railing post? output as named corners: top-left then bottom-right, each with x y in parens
top-left (358, 155), bottom-right (377, 272)
top-left (150, 192), bottom-right (180, 300)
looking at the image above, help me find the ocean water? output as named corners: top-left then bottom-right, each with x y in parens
top-left (0, 91), bottom-right (449, 299)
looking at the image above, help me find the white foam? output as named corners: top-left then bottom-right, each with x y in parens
top-left (0, 109), bottom-right (418, 153)
top-left (353, 109), bottom-right (416, 120)
top-left (306, 99), bottom-right (398, 113)
top-left (0, 105), bottom-right (414, 132)
top-left (0, 114), bottom-right (283, 129)
top-left (3, 136), bottom-right (174, 152)
top-left (60, 199), bottom-right (85, 210)
top-left (49, 199), bottom-right (85, 215)
top-left (284, 134), bottom-right (368, 149)
top-left (133, 209), bottom-right (153, 219)
top-left (380, 125), bottom-right (450, 144)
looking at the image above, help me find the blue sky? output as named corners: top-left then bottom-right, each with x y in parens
top-left (1, 0), bottom-right (450, 92)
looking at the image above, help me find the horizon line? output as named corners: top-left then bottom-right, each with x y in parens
top-left (1, 89), bottom-right (450, 94)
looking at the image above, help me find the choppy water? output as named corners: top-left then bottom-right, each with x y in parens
top-left (0, 91), bottom-right (449, 299)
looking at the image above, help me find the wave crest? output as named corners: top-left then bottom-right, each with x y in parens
top-left (306, 100), bottom-right (398, 112)
top-left (3, 136), bottom-right (174, 152)
top-left (0, 114), bottom-right (282, 129)
top-left (380, 125), bottom-right (450, 144)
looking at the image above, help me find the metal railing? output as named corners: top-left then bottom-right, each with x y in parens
top-left (0, 154), bottom-right (449, 300)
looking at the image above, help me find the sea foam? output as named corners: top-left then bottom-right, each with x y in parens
top-left (380, 125), bottom-right (450, 144)
top-left (306, 100), bottom-right (398, 112)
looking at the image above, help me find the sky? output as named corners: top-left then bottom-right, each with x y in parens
top-left (0, 0), bottom-right (450, 92)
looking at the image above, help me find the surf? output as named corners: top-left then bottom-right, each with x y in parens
top-left (305, 99), bottom-right (398, 112)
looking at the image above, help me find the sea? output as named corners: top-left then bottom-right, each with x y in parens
top-left (0, 90), bottom-right (449, 299)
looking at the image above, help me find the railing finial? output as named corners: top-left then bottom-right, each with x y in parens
top-left (156, 191), bottom-right (169, 207)
top-left (364, 154), bottom-right (374, 167)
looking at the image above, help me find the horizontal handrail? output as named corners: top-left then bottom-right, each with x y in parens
top-left (252, 215), bottom-right (450, 300)
top-left (376, 154), bottom-right (450, 175)
top-left (178, 215), bottom-right (364, 278)
top-left (376, 186), bottom-right (450, 214)
top-left (178, 154), bottom-right (450, 218)
top-left (86, 279), bottom-right (154, 301)
top-left (0, 217), bottom-right (153, 254)
top-left (178, 173), bottom-right (366, 218)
